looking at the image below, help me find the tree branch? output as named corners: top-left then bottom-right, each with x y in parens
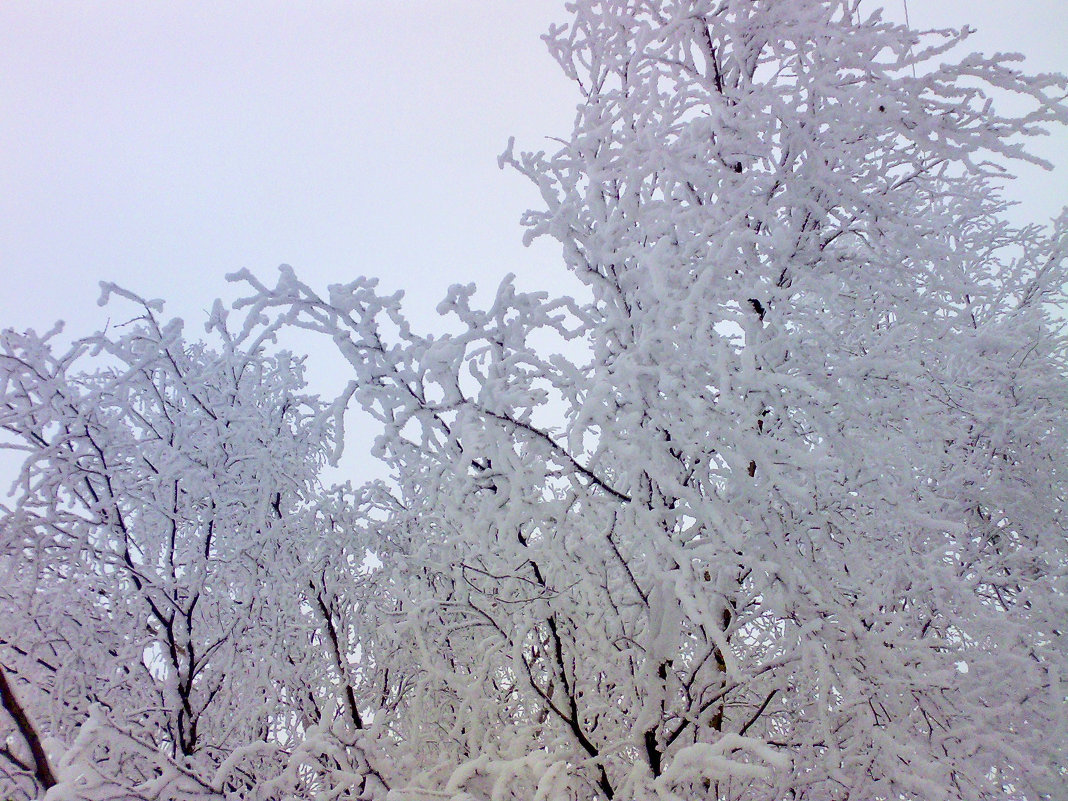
top-left (0, 665), bottom-right (57, 791)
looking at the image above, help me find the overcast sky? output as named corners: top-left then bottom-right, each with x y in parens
top-left (3, 1), bottom-right (1065, 331)
top-left (1, 2), bottom-right (1065, 480)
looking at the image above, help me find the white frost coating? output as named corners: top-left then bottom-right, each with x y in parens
top-left (1, 289), bottom-right (383, 800)
top-left (4, 1), bottom-right (1068, 800)
top-left (656, 736), bottom-right (784, 784)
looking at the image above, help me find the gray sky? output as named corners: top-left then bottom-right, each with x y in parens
top-left (1, 1), bottom-right (1065, 459)
top-left (2, 2), bottom-right (1065, 333)
top-left (0, 3), bottom-right (580, 334)
top-left (2, 1), bottom-right (1065, 332)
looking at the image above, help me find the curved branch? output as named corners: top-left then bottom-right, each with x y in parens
top-left (0, 665), bottom-right (56, 791)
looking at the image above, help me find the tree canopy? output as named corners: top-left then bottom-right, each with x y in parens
top-left (2, 1), bottom-right (1067, 800)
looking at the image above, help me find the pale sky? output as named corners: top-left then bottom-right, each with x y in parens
top-left (1, 1), bottom-right (1065, 469)
top-left (0, 3), bottom-right (579, 333)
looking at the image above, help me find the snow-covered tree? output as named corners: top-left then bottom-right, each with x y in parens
top-left (2, 1), bottom-right (1065, 800)
top-left (235, 1), bottom-right (1068, 799)
top-left (0, 289), bottom-right (383, 800)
